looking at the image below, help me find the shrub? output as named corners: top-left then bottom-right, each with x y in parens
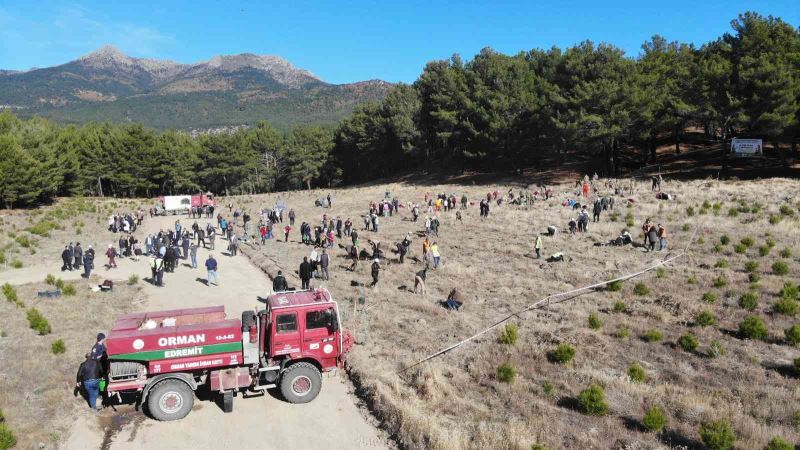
top-left (739, 316), bottom-right (768, 340)
top-left (714, 259), bottom-right (729, 269)
top-left (720, 235), bottom-right (730, 245)
top-left (656, 267), bottom-right (666, 278)
top-left (686, 206), bottom-right (695, 217)
top-left (54, 278), bottom-right (65, 290)
top-left (496, 363), bottom-right (517, 383)
top-left (2, 283), bottom-right (17, 304)
top-left (734, 243), bottom-right (747, 254)
top-left (702, 292), bottom-right (718, 304)
top-left (541, 380), bottom-right (554, 397)
top-left (772, 261), bottom-right (790, 275)
top-left (758, 246), bottom-right (771, 257)
top-left (740, 237), bottom-right (754, 248)
top-left (587, 313), bottom-right (603, 330)
top-left (628, 363), bottom-right (646, 382)
top-left (765, 437), bottom-right (793, 450)
top-left (51, 339), bottom-right (66, 355)
top-left (785, 325), bottom-right (800, 346)
top-left (699, 419), bottom-right (736, 450)
top-left (707, 340), bottom-right (726, 358)
top-left (695, 310), bottom-right (716, 327)
top-left (606, 281), bottom-right (622, 292)
top-left (45, 274), bottom-right (56, 285)
top-left (615, 327), bottom-right (630, 339)
top-left (0, 423), bottom-right (17, 450)
top-left (127, 274), bottom-right (139, 285)
top-left (739, 292), bottom-right (758, 311)
top-left (61, 283), bottom-right (76, 297)
top-left (549, 343), bottom-right (575, 364)
top-left (779, 204), bottom-right (794, 217)
top-left (10, 260), bottom-right (22, 269)
top-left (769, 214), bottom-right (782, 225)
top-left (779, 247), bottom-right (793, 258)
top-left (578, 384), bottom-right (609, 416)
top-left (728, 208), bottom-right (739, 217)
top-left (499, 323), bottom-right (518, 345)
top-left (642, 406), bottom-right (667, 433)
top-left (678, 333), bottom-right (699, 352)
top-left (712, 244), bottom-right (722, 253)
top-left (613, 301), bottom-right (627, 313)
top-left (687, 275), bottom-right (697, 284)
top-left (773, 298), bottom-right (797, 316)
top-left (713, 277), bottom-right (727, 288)
top-left (765, 236), bottom-right (777, 248)
top-left (26, 308), bottom-right (51, 335)
top-left (749, 273), bottom-right (761, 283)
top-left (744, 261), bottom-right (759, 273)
top-left (643, 329), bottom-right (663, 342)
top-left (633, 282), bottom-right (649, 296)
top-left (779, 282), bottom-right (799, 301)
top-left (681, 223), bottom-right (690, 232)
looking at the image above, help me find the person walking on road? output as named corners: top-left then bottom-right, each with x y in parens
top-left (299, 257), bottom-right (312, 290)
top-left (205, 254), bottom-right (219, 286)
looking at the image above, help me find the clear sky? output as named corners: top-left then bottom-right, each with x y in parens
top-left (0, 0), bottom-right (797, 84)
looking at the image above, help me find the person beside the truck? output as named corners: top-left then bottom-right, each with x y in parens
top-left (299, 257), bottom-right (312, 290)
top-left (76, 353), bottom-right (105, 411)
top-left (273, 271), bottom-right (288, 292)
top-left (205, 254), bottom-right (219, 286)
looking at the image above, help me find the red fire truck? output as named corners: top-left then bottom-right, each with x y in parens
top-left (155, 192), bottom-right (215, 215)
top-left (104, 288), bottom-right (350, 420)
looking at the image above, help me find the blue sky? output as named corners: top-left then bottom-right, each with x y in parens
top-left (0, 0), bottom-right (797, 83)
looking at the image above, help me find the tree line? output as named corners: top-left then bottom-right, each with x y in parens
top-left (0, 11), bottom-right (797, 208)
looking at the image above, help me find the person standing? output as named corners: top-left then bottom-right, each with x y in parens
top-left (284, 224), bottom-right (292, 243)
top-left (76, 353), bottom-right (104, 411)
top-left (289, 209), bottom-right (296, 226)
top-left (190, 242), bottom-right (198, 269)
top-left (73, 242), bottom-right (83, 270)
top-left (299, 257), bottom-right (312, 290)
top-left (430, 242), bottom-right (441, 268)
top-left (106, 244), bottom-right (118, 268)
top-left (208, 226), bottom-right (216, 250)
top-left (320, 249), bottom-right (330, 280)
top-left (370, 259), bottom-right (381, 287)
top-left (205, 254), bottom-right (219, 286)
top-left (657, 224), bottom-right (667, 251)
top-left (82, 250), bottom-right (94, 278)
top-left (534, 234), bottom-right (543, 259)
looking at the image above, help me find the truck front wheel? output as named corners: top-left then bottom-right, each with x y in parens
top-left (147, 379), bottom-right (194, 421)
top-left (279, 362), bottom-right (322, 404)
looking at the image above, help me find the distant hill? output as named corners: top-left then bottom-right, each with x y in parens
top-left (0, 45), bottom-right (392, 130)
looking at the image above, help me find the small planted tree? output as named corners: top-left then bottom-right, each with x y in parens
top-left (496, 363), bottom-right (517, 383)
top-left (695, 310), bottom-right (716, 327)
top-left (643, 329), bottom-right (663, 342)
top-left (548, 343), bottom-right (575, 364)
top-left (738, 316), bottom-right (768, 340)
top-left (772, 261), bottom-right (790, 275)
top-left (633, 282), bottom-right (649, 296)
top-left (699, 419), bottom-right (735, 450)
top-left (613, 301), bottom-right (627, 313)
top-left (642, 406), bottom-right (667, 433)
top-left (765, 437), bottom-right (793, 450)
top-left (784, 325), bottom-right (800, 346)
top-left (578, 384), bottom-right (609, 416)
top-left (587, 313), bottom-right (603, 330)
top-left (628, 363), bottom-right (646, 383)
top-left (499, 323), bottom-right (518, 345)
top-left (26, 308), bottom-right (51, 335)
top-left (51, 339), bottom-right (66, 355)
top-left (702, 292), bottom-right (718, 304)
top-left (739, 292), bottom-right (758, 311)
top-left (677, 333), bottom-right (699, 352)
top-left (720, 234), bottom-right (730, 245)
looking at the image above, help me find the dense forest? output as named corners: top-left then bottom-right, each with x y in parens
top-left (0, 12), bottom-right (797, 208)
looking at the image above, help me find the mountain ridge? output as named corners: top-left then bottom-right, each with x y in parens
top-left (0, 46), bottom-right (391, 130)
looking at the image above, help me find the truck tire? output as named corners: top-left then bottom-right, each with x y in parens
top-left (147, 379), bottom-right (194, 421)
top-left (279, 362), bottom-right (322, 404)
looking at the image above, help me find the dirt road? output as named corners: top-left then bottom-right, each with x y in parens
top-left (27, 214), bottom-right (389, 450)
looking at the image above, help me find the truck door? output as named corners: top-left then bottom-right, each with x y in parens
top-left (271, 312), bottom-right (301, 356)
top-left (302, 307), bottom-right (338, 366)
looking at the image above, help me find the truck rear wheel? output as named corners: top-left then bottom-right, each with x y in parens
top-left (147, 379), bottom-right (194, 421)
top-left (280, 362), bottom-right (322, 404)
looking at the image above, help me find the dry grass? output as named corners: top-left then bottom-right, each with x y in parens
top-left (227, 177), bottom-right (800, 449)
top-left (0, 281), bottom-right (144, 449)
